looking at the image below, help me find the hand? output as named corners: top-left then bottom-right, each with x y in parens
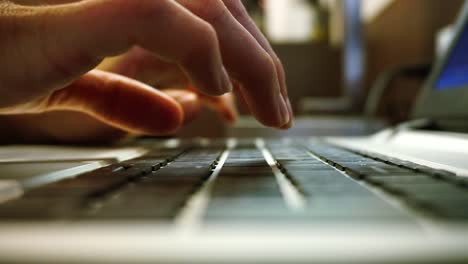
top-left (1, 46), bottom-right (238, 144)
top-left (0, 0), bottom-right (293, 141)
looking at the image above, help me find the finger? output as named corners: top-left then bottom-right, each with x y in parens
top-left (10, 70), bottom-right (185, 135)
top-left (97, 46), bottom-right (189, 89)
top-left (232, 80), bottom-right (251, 115)
top-left (186, 85), bottom-right (238, 123)
top-left (199, 92), bottom-right (238, 124)
top-left (162, 89), bottom-right (201, 125)
top-left (4, 0), bottom-right (230, 107)
top-left (11, 0), bottom-right (80, 5)
top-left (221, 0), bottom-right (294, 128)
top-left (176, 0), bottom-right (289, 128)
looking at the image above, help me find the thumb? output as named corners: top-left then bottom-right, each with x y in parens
top-left (12, 70), bottom-right (185, 135)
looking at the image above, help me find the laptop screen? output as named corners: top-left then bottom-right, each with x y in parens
top-left (434, 24), bottom-right (468, 90)
top-left (412, 1), bottom-right (468, 119)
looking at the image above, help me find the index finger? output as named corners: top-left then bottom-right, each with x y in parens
top-left (177, 0), bottom-right (290, 128)
top-left (221, 0), bottom-right (293, 128)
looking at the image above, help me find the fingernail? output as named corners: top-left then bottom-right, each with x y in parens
top-left (219, 67), bottom-right (232, 94)
top-left (286, 98), bottom-right (294, 126)
top-left (279, 94), bottom-right (290, 126)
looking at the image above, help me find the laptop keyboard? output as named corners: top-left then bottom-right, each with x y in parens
top-left (0, 139), bottom-right (467, 222)
top-left (302, 142), bottom-right (468, 219)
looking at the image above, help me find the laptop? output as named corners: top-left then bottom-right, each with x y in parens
top-left (1, 3), bottom-right (468, 264)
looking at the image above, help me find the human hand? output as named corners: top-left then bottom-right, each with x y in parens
top-left (0, 0), bottom-right (293, 140)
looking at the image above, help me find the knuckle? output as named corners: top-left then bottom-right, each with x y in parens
top-left (41, 88), bottom-right (72, 110)
top-left (185, 23), bottom-right (218, 60)
top-left (199, 23), bottom-right (219, 48)
top-left (222, 0), bottom-right (246, 19)
top-left (192, 0), bottom-right (228, 25)
top-left (256, 52), bottom-right (277, 81)
top-left (101, 0), bottom-right (168, 29)
top-left (117, 0), bottom-right (167, 21)
top-left (272, 54), bottom-right (283, 68)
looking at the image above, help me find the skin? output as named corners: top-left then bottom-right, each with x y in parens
top-left (0, 0), bottom-right (293, 144)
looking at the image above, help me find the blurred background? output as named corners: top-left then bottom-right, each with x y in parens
top-left (179, 0), bottom-right (465, 138)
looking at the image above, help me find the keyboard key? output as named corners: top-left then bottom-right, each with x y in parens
top-left (305, 196), bottom-right (411, 221)
top-left (212, 173), bottom-right (281, 198)
top-left (288, 170), bottom-right (356, 187)
top-left (342, 163), bottom-right (412, 179)
top-left (84, 185), bottom-right (192, 219)
top-left (219, 166), bottom-right (273, 175)
top-left (148, 166), bottom-right (213, 181)
top-left (388, 182), bottom-right (466, 197)
top-left (303, 184), bottom-right (378, 198)
top-left (367, 174), bottom-right (440, 186)
top-left (281, 164), bottom-right (333, 172)
top-left (25, 164), bottom-right (151, 198)
top-left (0, 197), bottom-right (80, 220)
top-left (427, 197), bottom-right (468, 219)
top-left (205, 198), bottom-right (290, 221)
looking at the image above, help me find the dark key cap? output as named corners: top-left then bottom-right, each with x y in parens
top-left (223, 160), bottom-right (269, 167)
top-left (0, 197), bottom-right (80, 220)
top-left (219, 166), bottom-right (273, 175)
top-left (305, 196), bottom-right (410, 220)
top-left (367, 174), bottom-right (440, 186)
top-left (23, 187), bottom-right (92, 198)
top-left (389, 182), bottom-right (466, 196)
top-left (24, 164), bottom-right (150, 199)
top-left (426, 197), bottom-right (468, 219)
top-left (213, 164), bottom-right (280, 198)
top-left (205, 197), bottom-right (290, 221)
top-left (355, 151), bottom-right (459, 180)
top-left (342, 163), bottom-right (412, 179)
top-left (84, 185), bottom-right (193, 219)
top-left (140, 167), bottom-right (214, 184)
top-left (120, 159), bottom-right (167, 171)
top-left (212, 174), bottom-right (281, 198)
top-left (289, 170), bottom-right (358, 187)
top-left (158, 164), bottom-right (213, 178)
top-left (303, 183), bottom-right (379, 198)
top-left (282, 164), bottom-right (335, 173)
